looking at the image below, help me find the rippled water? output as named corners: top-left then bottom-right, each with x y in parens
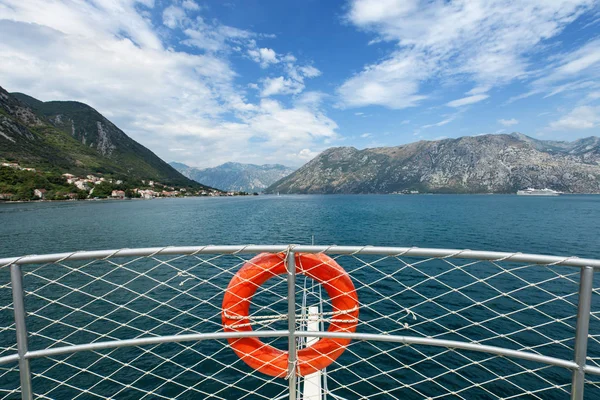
top-left (1, 194), bottom-right (600, 259)
top-left (1, 195), bottom-right (600, 399)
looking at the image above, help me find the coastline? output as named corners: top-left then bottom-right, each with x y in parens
top-left (1, 192), bottom-right (598, 205)
top-left (0, 197), bottom-right (194, 204)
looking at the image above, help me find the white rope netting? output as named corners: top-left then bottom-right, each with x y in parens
top-left (0, 265), bottom-right (18, 400)
top-left (0, 249), bottom-right (597, 399)
top-left (584, 285), bottom-right (600, 395)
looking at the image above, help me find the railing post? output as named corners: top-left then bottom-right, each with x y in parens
top-left (287, 251), bottom-right (297, 400)
top-left (11, 264), bottom-right (33, 400)
top-left (571, 266), bottom-right (594, 400)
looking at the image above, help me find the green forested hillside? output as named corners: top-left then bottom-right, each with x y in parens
top-left (0, 86), bottom-right (205, 188)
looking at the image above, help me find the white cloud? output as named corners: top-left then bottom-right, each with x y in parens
top-left (360, 133), bottom-right (373, 138)
top-left (422, 116), bottom-right (456, 129)
top-left (510, 39), bottom-right (600, 102)
top-left (261, 76), bottom-right (304, 97)
top-left (182, 28), bottom-right (226, 52)
top-left (0, 0), bottom-right (336, 167)
top-left (339, 0), bottom-right (595, 109)
top-left (163, 6), bottom-right (186, 29)
top-left (446, 94), bottom-right (489, 108)
top-left (548, 106), bottom-right (600, 130)
top-left (281, 54), bottom-right (296, 63)
top-left (260, 61), bottom-right (322, 97)
top-left (467, 86), bottom-right (491, 95)
top-left (163, 6), bottom-right (259, 54)
top-left (260, 48), bottom-right (278, 63)
top-left (587, 91), bottom-right (600, 100)
top-left (348, 0), bottom-right (417, 25)
top-left (182, 19), bottom-right (254, 53)
top-left (294, 91), bottom-right (328, 110)
top-left (498, 118), bottom-right (519, 126)
top-left (0, 0), bottom-right (162, 50)
top-left (544, 80), bottom-right (600, 98)
top-left (248, 47), bottom-right (279, 68)
top-left (182, 0), bottom-right (200, 11)
top-left (297, 148), bottom-right (320, 160)
top-left (246, 99), bottom-right (338, 145)
top-left (550, 39), bottom-right (600, 77)
top-left (299, 65), bottom-right (321, 78)
top-left (338, 51), bottom-right (428, 109)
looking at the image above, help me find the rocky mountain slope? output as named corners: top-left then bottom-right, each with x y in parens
top-left (170, 162), bottom-right (295, 192)
top-left (0, 86), bottom-right (201, 187)
top-left (265, 134), bottom-right (600, 194)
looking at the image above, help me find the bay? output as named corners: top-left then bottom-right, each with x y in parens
top-left (1, 194), bottom-right (600, 399)
top-left (1, 194), bottom-right (599, 259)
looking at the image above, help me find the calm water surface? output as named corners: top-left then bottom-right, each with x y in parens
top-left (1, 195), bottom-right (600, 399)
top-left (1, 194), bottom-right (599, 258)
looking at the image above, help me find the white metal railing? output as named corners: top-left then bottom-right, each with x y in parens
top-left (0, 245), bottom-right (599, 399)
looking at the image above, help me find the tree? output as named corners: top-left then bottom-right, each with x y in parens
top-left (45, 173), bottom-right (67, 185)
top-left (125, 189), bottom-right (140, 198)
top-left (15, 186), bottom-right (34, 201)
top-left (91, 182), bottom-right (114, 198)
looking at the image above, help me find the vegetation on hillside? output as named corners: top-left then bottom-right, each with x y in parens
top-left (1, 86), bottom-right (212, 190)
top-left (0, 165), bottom-right (214, 201)
top-left (12, 93), bottom-right (196, 187)
top-left (0, 167), bottom-right (87, 201)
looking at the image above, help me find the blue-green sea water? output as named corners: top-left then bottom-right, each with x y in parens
top-left (1, 194), bottom-right (600, 399)
top-left (1, 194), bottom-right (600, 259)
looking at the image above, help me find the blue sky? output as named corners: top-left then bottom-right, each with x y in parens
top-left (1, 0), bottom-right (600, 167)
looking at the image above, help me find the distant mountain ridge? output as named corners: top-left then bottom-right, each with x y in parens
top-left (170, 162), bottom-right (295, 192)
top-left (0, 86), bottom-right (202, 187)
top-left (265, 133), bottom-right (600, 194)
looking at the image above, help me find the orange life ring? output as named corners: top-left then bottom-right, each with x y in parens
top-left (222, 252), bottom-right (359, 377)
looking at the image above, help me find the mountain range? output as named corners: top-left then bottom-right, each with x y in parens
top-left (0, 86), bottom-right (202, 188)
top-left (170, 162), bottom-right (295, 193)
top-left (5, 84), bottom-right (600, 196)
top-left (265, 133), bottom-right (600, 194)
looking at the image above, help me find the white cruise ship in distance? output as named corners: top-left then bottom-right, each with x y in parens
top-left (517, 188), bottom-right (561, 196)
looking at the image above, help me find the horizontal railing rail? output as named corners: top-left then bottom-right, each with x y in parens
top-left (0, 331), bottom-right (582, 371)
top-left (0, 245), bottom-right (598, 399)
top-left (1, 245), bottom-right (599, 268)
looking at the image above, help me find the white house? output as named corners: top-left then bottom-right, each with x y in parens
top-left (34, 189), bottom-right (47, 199)
top-left (1, 163), bottom-right (19, 169)
top-left (74, 180), bottom-right (90, 191)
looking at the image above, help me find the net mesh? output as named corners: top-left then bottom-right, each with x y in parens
top-left (0, 248), bottom-right (598, 399)
top-left (0, 264), bottom-right (18, 400)
top-left (584, 282), bottom-right (600, 396)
